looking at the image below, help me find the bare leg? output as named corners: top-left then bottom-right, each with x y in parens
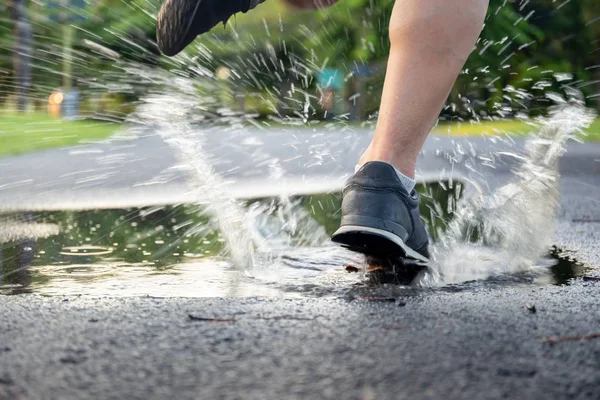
top-left (360, 0), bottom-right (489, 178)
top-left (283, 0), bottom-right (487, 178)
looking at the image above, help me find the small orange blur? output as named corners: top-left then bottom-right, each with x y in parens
top-left (48, 91), bottom-right (64, 118)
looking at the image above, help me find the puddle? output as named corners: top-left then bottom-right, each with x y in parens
top-left (0, 182), bottom-right (590, 298)
top-left (546, 246), bottom-right (590, 285)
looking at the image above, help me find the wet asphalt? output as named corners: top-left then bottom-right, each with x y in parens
top-left (0, 127), bottom-right (599, 399)
top-left (1, 282), bottom-right (599, 399)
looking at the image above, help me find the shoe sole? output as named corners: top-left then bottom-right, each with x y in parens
top-left (157, 0), bottom-right (204, 56)
top-left (332, 225), bottom-right (429, 264)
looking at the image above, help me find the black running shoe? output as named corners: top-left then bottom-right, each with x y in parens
top-left (157, 0), bottom-right (263, 56)
top-left (331, 161), bottom-right (430, 263)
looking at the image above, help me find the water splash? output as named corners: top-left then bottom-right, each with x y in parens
top-left (419, 103), bottom-right (596, 286)
top-left (130, 76), bottom-right (596, 290)
top-left (130, 82), bottom-right (257, 271)
top-left (129, 75), bottom-right (332, 276)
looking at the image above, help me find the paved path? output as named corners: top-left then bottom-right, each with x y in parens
top-left (1, 282), bottom-right (598, 400)
top-left (0, 125), bottom-right (597, 208)
top-left (0, 126), bottom-right (523, 209)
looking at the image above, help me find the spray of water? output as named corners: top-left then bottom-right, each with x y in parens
top-left (128, 69), bottom-right (596, 290)
top-left (418, 103), bottom-right (596, 286)
top-left (130, 81), bottom-right (257, 271)
top-left (128, 72), bottom-right (333, 277)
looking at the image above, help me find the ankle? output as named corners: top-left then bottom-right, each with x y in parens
top-left (359, 149), bottom-right (416, 179)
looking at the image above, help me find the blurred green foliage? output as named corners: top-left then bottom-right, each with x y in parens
top-left (1, 0), bottom-right (599, 120)
top-left (202, 0), bottom-right (600, 119)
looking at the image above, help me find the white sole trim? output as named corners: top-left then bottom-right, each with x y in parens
top-left (333, 225), bottom-right (429, 263)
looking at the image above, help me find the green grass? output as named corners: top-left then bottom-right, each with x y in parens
top-left (585, 119), bottom-right (600, 141)
top-left (432, 120), bottom-right (532, 136)
top-left (249, 117), bottom-right (600, 141)
top-left (0, 113), bottom-right (118, 157)
top-left (432, 118), bottom-right (600, 141)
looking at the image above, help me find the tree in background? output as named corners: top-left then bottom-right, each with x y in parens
top-left (303, 0), bottom-right (600, 120)
top-left (1, 0), bottom-right (599, 120)
top-left (0, 0), bottom-right (162, 116)
top-left (199, 0), bottom-right (598, 120)
top-left (582, 0), bottom-right (600, 107)
top-left (7, 0), bottom-right (32, 111)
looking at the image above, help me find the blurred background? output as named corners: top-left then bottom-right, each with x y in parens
top-left (1, 0), bottom-right (600, 158)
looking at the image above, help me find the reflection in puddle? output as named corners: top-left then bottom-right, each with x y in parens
top-left (547, 246), bottom-right (589, 285)
top-left (60, 246), bottom-right (114, 256)
top-left (0, 216), bottom-right (59, 243)
top-left (0, 182), bottom-right (591, 297)
top-left (27, 260), bottom-right (281, 298)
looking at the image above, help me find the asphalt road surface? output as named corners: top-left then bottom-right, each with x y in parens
top-left (0, 126), bottom-right (526, 209)
top-left (0, 125), bottom-right (599, 399)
